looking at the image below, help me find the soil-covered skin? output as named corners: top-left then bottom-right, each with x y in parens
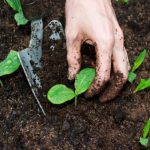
top-left (0, 0), bottom-right (150, 149)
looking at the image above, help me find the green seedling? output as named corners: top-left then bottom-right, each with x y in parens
top-left (0, 50), bottom-right (20, 77)
top-left (47, 68), bottom-right (96, 106)
top-left (128, 71), bottom-right (137, 83)
top-left (140, 118), bottom-right (150, 147)
top-left (5, 0), bottom-right (28, 25)
top-left (128, 49), bottom-right (147, 83)
top-left (135, 78), bottom-right (150, 93)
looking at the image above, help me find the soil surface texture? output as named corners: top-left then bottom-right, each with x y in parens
top-left (0, 0), bottom-right (150, 149)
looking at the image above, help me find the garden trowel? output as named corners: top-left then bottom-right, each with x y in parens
top-left (18, 19), bottom-right (46, 116)
top-left (18, 19), bottom-right (65, 116)
top-left (18, 0), bottom-right (46, 115)
top-left (18, 0), bottom-right (65, 116)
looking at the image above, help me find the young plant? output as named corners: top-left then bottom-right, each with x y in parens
top-left (47, 68), bottom-right (96, 106)
top-left (135, 78), bottom-right (150, 93)
top-left (6, 0), bottom-right (28, 25)
top-left (140, 118), bottom-right (150, 147)
top-left (128, 49), bottom-right (147, 83)
top-left (0, 50), bottom-right (20, 77)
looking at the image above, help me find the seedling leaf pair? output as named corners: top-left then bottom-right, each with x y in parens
top-left (140, 118), bottom-right (150, 147)
top-left (6, 0), bottom-right (28, 25)
top-left (47, 68), bottom-right (96, 105)
top-left (0, 50), bottom-right (20, 77)
top-left (128, 49), bottom-right (147, 83)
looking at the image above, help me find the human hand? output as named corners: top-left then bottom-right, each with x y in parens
top-left (65, 0), bottom-right (130, 102)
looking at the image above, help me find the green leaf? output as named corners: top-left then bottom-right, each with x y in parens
top-left (143, 118), bottom-right (150, 138)
top-left (140, 137), bottom-right (149, 147)
top-left (132, 49), bottom-right (147, 72)
top-left (139, 119), bottom-right (150, 147)
top-left (135, 78), bottom-right (150, 92)
top-left (47, 84), bottom-right (75, 104)
top-left (0, 50), bottom-right (20, 77)
top-left (75, 68), bottom-right (96, 95)
top-left (6, 0), bottom-right (22, 12)
top-left (6, 0), bottom-right (28, 26)
top-left (128, 71), bottom-right (136, 83)
top-left (14, 12), bottom-right (28, 26)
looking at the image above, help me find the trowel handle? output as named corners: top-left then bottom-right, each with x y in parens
top-left (21, 0), bottom-right (45, 21)
top-left (29, 19), bottom-right (43, 48)
top-left (28, 19), bottom-right (43, 68)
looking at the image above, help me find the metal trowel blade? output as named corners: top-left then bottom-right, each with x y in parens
top-left (18, 49), bottom-right (46, 116)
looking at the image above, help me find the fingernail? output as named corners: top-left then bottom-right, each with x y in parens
top-left (67, 74), bottom-right (72, 80)
top-left (68, 73), bottom-right (75, 81)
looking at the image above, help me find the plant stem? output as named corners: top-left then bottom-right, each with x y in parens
top-left (0, 80), bottom-right (3, 87)
top-left (75, 96), bottom-right (78, 107)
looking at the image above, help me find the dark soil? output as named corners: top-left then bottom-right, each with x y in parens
top-left (0, 0), bottom-right (150, 149)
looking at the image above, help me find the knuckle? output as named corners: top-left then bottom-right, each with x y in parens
top-left (115, 28), bottom-right (124, 42)
top-left (100, 34), bottom-right (115, 48)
